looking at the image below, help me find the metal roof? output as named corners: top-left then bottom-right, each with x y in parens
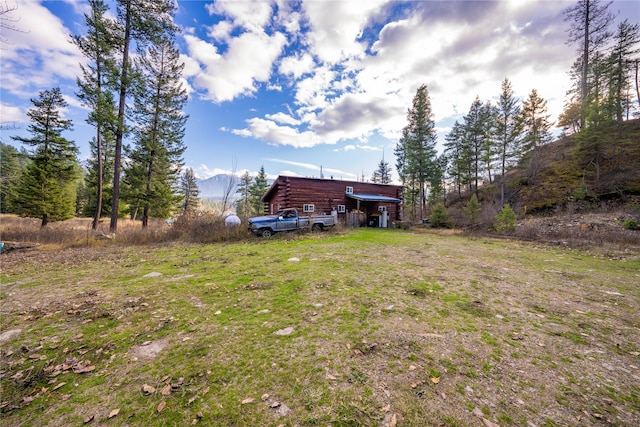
top-left (346, 193), bottom-right (401, 203)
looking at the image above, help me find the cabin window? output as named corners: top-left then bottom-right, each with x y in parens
top-left (345, 186), bottom-right (353, 194)
top-left (337, 205), bottom-right (346, 213)
top-left (303, 204), bottom-right (315, 213)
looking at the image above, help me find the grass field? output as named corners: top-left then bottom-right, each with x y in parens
top-left (1, 228), bottom-right (639, 426)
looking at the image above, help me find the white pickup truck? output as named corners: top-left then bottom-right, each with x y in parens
top-left (248, 208), bottom-right (336, 237)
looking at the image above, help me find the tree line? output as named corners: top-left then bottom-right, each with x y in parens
top-left (1, 0), bottom-right (197, 230)
top-left (1, 0), bottom-right (637, 228)
top-left (395, 0), bottom-right (639, 223)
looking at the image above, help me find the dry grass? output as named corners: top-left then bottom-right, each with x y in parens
top-left (0, 214), bottom-right (250, 248)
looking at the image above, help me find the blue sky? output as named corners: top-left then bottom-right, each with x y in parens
top-left (1, 0), bottom-right (639, 182)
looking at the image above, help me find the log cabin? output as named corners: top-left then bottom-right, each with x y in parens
top-left (262, 176), bottom-right (403, 227)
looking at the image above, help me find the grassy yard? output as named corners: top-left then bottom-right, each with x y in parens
top-left (1, 229), bottom-right (639, 426)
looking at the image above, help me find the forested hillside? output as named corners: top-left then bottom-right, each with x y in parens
top-left (507, 119), bottom-right (640, 214)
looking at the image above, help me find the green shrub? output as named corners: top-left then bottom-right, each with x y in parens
top-left (494, 204), bottom-right (517, 234)
top-left (622, 218), bottom-right (639, 230)
top-left (430, 204), bottom-right (451, 228)
top-left (463, 194), bottom-right (481, 225)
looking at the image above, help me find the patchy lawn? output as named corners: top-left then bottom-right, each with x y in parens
top-left (1, 229), bottom-right (639, 426)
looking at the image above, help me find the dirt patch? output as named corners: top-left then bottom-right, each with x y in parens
top-left (130, 338), bottom-right (169, 360)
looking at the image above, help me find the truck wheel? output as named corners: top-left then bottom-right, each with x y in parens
top-left (312, 223), bottom-right (323, 232)
top-left (261, 228), bottom-right (273, 238)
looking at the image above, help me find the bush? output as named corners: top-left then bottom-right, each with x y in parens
top-left (622, 218), bottom-right (639, 230)
top-left (494, 205), bottom-right (517, 234)
top-left (430, 204), bottom-right (451, 228)
top-left (462, 194), bottom-right (481, 226)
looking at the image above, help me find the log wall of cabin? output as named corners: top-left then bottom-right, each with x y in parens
top-left (264, 177), bottom-right (403, 223)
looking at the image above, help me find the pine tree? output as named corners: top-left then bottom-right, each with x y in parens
top-left (110, 0), bottom-right (177, 232)
top-left (249, 166), bottom-right (269, 215)
top-left (371, 156), bottom-right (392, 184)
top-left (235, 171), bottom-right (253, 218)
top-left (444, 120), bottom-right (469, 199)
top-left (563, 0), bottom-right (615, 127)
top-left (521, 89), bottom-right (553, 183)
top-left (11, 88), bottom-right (80, 226)
top-left (480, 101), bottom-right (498, 185)
top-left (495, 78), bottom-right (524, 207)
top-left (394, 84), bottom-right (438, 220)
top-left (462, 96), bottom-right (486, 195)
top-left (123, 38), bottom-right (188, 227)
top-left (0, 142), bottom-right (26, 213)
top-left (608, 19), bottom-right (640, 135)
top-left (180, 168), bottom-right (200, 213)
top-left (72, 0), bottom-right (118, 228)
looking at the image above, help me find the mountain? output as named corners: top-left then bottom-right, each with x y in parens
top-left (196, 174), bottom-right (236, 200)
top-left (196, 174), bottom-right (275, 200)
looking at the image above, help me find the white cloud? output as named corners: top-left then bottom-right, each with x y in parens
top-left (0, 1), bottom-right (85, 97)
top-left (334, 144), bottom-right (381, 153)
top-left (233, 117), bottom-right (322, 148)
top-left (266, 158), bottom-right (357, 179)
top-left (302, 0), bottom-right (390, 64)
top-left (265, 112), bottom-right (301, 126)
top-left (205, 0), bottom-right (274, 34)
top-left (185, 6), bottom-right (287, 103)
top-left (279, 53), bottom-right (315, 79)
top-left (0, 103), bottom-right (24, 123)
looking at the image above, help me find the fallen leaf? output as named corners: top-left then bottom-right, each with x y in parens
top-left (157, 401), bottom-right (166, 412)
top-left (188, 395), bottom-right (198, 404)
top-left (108, 408), bottom-right (120, 418)
top-left (83, 414), bottom-right (95, 424)
top-left (389, 413), bottom-right (397, 427)
top-left (202, 386), bottom-right (210, 395)
top-left (380, 404), bottom-right (391, 412)
top-left (52, 382), bottom-right (66, 391)
top-left (161, 384), bottom-right (172, 396)
top-left (261, 393), bottom-right (269, 401)
top-left (326, 374), bottom-right (337, 380)
top-left (241, 397), bottom-right (255, 404)
top-left (431, 377), bottom-right (440, 384)
top-left (142, 384), bottom-right (156, 394)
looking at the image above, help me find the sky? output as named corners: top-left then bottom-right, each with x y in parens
top-left (1, 0), bottom-right (639, 183)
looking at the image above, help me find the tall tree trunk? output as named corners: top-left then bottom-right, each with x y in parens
top-left (93, 129), bottom-right (103, 230)
top-left (581, 0), bottom-right (590, 129)
top-left (635, 59), bottom-right (640, 110)
top-left (110, 0), bottom-right (132, 233)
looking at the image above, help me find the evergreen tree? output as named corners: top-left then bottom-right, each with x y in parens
top-left (495, 78), bottom-right (524, 207)
top-left (72, 0), bottom-right (118, 228)
top-left (372, 155), bottom-right (393, 184)
top-left (463, 193), bottom-right (482, 226)
top-left (394, 84), bottom-right (438, 220)
top-left (521, 89), bottom-right (553, 183)
top-left (563, 0), bottom-right (615, 127)
top-left (608, 19), bottom-right (640, 134)
top-left (180, 167), bottom-right (200, 213)
top-left (462, 96), bottom-right (486, 195)
top-left (11, 88), bottom-right (80, 226)
top-left (235, 171), bottom-right (252, 218)
top-left (0, 142), bottom-right (26, 213)
top-left (123, 38), bottom-right (188, 227)
top-left (480, 101), bottom-right (498, 185)
top-left (443, 120), bottom-right (469, 199)
top-left (110, 0), bottom-right (177, 232)
top-left (249, 166), bottom-right (269, 215)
